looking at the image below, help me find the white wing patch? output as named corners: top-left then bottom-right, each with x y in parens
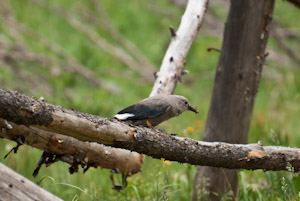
top-left (114, 113), bottom-right (135, 120)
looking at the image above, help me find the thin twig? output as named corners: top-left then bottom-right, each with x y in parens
top-left (207, 47), bottom-right (221, 52)
top-left (272, 30), bottom-right (300, 66)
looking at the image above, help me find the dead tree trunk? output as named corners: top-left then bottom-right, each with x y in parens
top-left (150, 0), bottom-right (208, 96)
top-left (192, 0), bottom-right (275, 200)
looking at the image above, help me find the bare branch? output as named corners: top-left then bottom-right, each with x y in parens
top-left (150, 0), bottom-right (208, 96)
top-left (1, 89), bottom-right (300, 172)
top-left (271, 22), bottom-right (300, 66)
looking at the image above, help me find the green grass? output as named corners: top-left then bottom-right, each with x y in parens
top-left (1, 0), bottom-right (300, 200)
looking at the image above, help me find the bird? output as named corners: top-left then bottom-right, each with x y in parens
top-left (114, 95), bottom-right (198, 127)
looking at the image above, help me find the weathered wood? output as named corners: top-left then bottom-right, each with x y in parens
top-left (0, 162), bottom-right (63, 201)
top-left (0, 119), bottom-right (143, 176)
top-left (115, 134), bottom-right (300, 172)
top-left (192, 0), bottom-right (275, 200)
top-left (1, 89), bottom-right (300, 172)
top-left (0, 89), bottom-right (135, 145)
top-left (150, 0), bottom-right (208, 96)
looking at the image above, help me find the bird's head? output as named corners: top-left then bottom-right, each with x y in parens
top-left (172, 95), bottom-right (199, 114)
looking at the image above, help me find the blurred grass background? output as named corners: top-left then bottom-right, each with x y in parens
top-left (0, 0), bottom-right (299, 200)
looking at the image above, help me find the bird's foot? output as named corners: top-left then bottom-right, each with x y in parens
top-left (146, 121), bottom-right (153, 128)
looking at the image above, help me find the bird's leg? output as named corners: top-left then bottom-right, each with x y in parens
top-left (146, 120), bottom-right (153, 128)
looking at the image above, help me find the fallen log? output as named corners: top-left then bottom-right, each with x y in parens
top-left (0, 162), bottom-right (63, 201)
top-left (0, 118), bottom-right (143, 176)
top-left (1, 89), bottom-right (300, 172)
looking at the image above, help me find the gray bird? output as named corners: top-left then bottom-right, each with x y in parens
top-left (114, 95), bottom-right (198, 127)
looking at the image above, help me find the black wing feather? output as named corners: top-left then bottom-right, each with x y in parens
top-left (117, 104), bottom-right (168, 120)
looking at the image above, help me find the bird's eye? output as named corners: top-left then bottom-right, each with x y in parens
top-left (184, 101), bottom-right (188, 105)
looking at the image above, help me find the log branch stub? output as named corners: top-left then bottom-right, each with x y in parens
top-left (4, 137), bottom-right (24, 159)
top-left (169, 26), bottom-right (177, 37)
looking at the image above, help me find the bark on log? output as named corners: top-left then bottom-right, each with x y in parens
top-left (1, 89), bottom-right (300, 172)
top-left (0, 119), bottom-right (143, 176)
top-left (150, 0), bottom-right (208, 96)
top-left (192, 0), bottom-right (275, 200)
top-left (0, 89), bottom-right (135, 145)
top-left (0, 162), bottom-right (63, 201)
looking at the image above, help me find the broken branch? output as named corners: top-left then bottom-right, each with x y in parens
top-left (150, 0), bottom-right (208, 96)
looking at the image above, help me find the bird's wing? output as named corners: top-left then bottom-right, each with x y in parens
top-left (115, 102), bottom-right (170, 120)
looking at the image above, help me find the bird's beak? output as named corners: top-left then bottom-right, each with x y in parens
top-left (188, 105), bottom-right (199, 114)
